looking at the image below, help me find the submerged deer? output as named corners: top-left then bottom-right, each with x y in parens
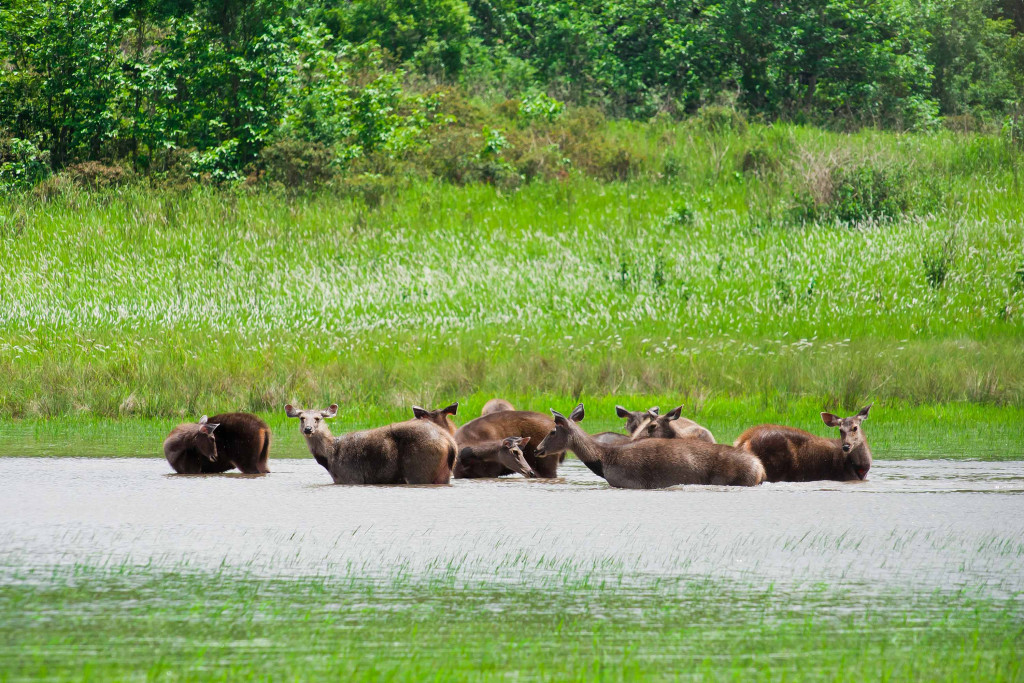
top-left (454, 410), bottom-right (564, 478)
top-left (536, 404), bottom-right (764, 489)
top-left (630, 405), bottom-right (716, 443)
top-left (163, 413), bottom-right (271, 474)
top-left (481, 398), bottom-right (515, 416)
top-left (734, 405), bottom-right (873, 482)
top-left (457, 437), bottom-right (537, 478)
top-left (285, 404), bottom-right (456, 485)
top-left (412, 402), bottom-right (459, 435)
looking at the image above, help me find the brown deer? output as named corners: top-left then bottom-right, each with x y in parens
top-left (630, 405), bottom-right (716, 443)
top-left (615, 405), bottom-right (661, 434)
top-left (592, 431), bottom-right (631, 446)
top-left (457, 437), bottom-right (537, 478)
top-left (454, 411), bottom-right (564, 478)
top-left (163, 413), bottom-right (271, 474)
top-left (481, 398), bottom-right (515, 416)
top-left (412, 402), bottom-right (459, 435)
top-left (285, 404), bottom-right (456, 485)
top-left (734, 405), bottom-right (873, 482)
top-left (535, 404), bottom-right (764, 488)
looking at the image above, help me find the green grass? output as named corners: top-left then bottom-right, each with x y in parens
top-left (1, 396), bottom-right (1021, 459)
top-left (1, 122), bottom-right (1022, 427)
top-left (1, 565), bottom-right (1021, 680)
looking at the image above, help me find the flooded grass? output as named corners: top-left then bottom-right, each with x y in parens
top-left (1, 456), bottom-right (1023, 679)
top-left (1, 566), bottom-right (1021, 681)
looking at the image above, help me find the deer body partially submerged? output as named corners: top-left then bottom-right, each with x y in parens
top-left (457, 437), bottom-right (537, 478)
top-left (619, 405), bottom-right (716, 444)
top-left (538, 404), bottom-right (764, 488)
top-left (163, 413), bottom-right (271, 474)
top-left (454, 410), bottom-right (563, 478)
top-left (287, 404), bottom-right (456, 485)
top-left (412, 402), bottom-right (459, 435)
top-left (735, 406), bottom-right (873, 482)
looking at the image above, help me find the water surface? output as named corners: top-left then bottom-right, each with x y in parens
top-left (2, 458), bottom-right (1021, 594)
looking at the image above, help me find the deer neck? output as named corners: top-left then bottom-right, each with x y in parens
top-left (567, 427), bottom-right (609, 467)
top-left (304, 429), bottom-right (335, 462)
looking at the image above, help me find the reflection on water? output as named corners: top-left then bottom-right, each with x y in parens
top-left (0, 458), bottom-right (1022, 594)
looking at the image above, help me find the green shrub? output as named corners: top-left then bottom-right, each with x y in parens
top-left (0, 136), bottom-right (50, 192)
top-left (792, 159), bottom-right (917, 224)
top-left (692, 106), bottom-right (748, 136)
top-left (66, 162), bottom-right (130, 189)
top-left (260, 140), bottom-right (336, 189)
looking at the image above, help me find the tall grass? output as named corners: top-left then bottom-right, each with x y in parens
top-left (0, 122), bottom-right (1022, 419)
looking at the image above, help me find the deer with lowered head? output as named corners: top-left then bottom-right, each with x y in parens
top-left (163, 413), bottom-right (271, 474)
top-left (454, 410), bottom-right (564, 478)
top-left (285, 404), bottom-right (457, 485)
top-left (536, 404), bottom-right (764, 488)
top-left (629, 405), bottom-right (716, 443)
top-left (457, 436), bottom-right (537, 478)
top-left (734, 405), bottom-right (873, 482)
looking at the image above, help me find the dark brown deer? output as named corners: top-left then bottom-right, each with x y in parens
top-left (454, 411), bottom-right (564, 478)
top-left (481, 398), bottom-right (515, 416)
top-left (412, 402), bottom-right (459, 435)
top-left (535, 404), bottom-right (764, 488)
top-left (457, 437), bottom-right (537, 478)
top-left (163, 413), bottom-right (271, 474)
top-left (734, 405), bottom-right (873, 482)
top-left (615, 405), bottom-right (660, 434)
top-left (630, 405), bottom-right (715, 443)
top-left (285, 404), bottom-right (456, 485)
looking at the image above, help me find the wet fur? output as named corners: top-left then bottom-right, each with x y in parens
top-left (454, 411), bottom-right (562, 478)
top-left (734, 425), bottom-right (870, 482)
top-left (304, 420), bottom-right (456, 485)
top-left (163, 412), bottom-right (271, 474)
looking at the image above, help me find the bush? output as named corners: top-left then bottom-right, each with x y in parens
top-left (791, 158), bottom-right (917, 224)
top-left (65, 162), bottom-right (130, 189)
top-left (0, 136), bottom-right (50, 192)
top-left (260, 140), bottom-right (336, 189)
top-left (691, 105), bottom-right (748, 136)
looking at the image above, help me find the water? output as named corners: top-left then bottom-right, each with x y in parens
top-left (1, 457), bottom-right (1022, 594)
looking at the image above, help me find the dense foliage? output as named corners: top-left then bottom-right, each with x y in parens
top-left (1, 0), bottom-right (1023, 187)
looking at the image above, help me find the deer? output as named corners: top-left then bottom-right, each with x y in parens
top-left (163, 413), bottom-right (271, 474)
top-left (481, 398), bottom-right (515, 416)
top-left (412, 402), bottom-right (459, 435)
top-left (629, 405), bottom-right (716, 443)
top-left (454, 410), bottom-right (564, 478)
top-left (285, 404), bottom-right (456, 485)
top-left (535, 404), bottom-right (764, 488)
top-left (734, 405), bottom-right (873, 482)
top-left (456, 437), bottom-right (537, 478)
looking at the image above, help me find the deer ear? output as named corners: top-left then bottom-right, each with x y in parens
top-left (857, 404), bottom-right (872, 419)
top-left (200, 422), bottom-right (219, 435)
top-left (284, 404), bottom-right (300, 418)
top-left (199, 415), bottom-right (208, 424)
top-left (570, 403), bottom-right (585, 422)
top-left (665, 406), bottom-right (683, 421)
top-left (649, 406), bottom-right (660, 415)
top-left (443, 402), bottom-right (458, 415)
top-left (323, 404), bottom-right (338, 418)
top-left (501, 437), bottom-right (515, 447)
top-left (550, 409), bottom-right (567, 425)
top-left (412, 406), bottom-right (428, 419)
top-left (821, 412), bottom-right (841, 427)
top-left (518, 436), bottom-right (530, 446)
top-left (615, 405), bottom-right (630, 418)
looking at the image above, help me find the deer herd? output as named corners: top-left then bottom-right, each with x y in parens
top-left (164, 399), bottom-right (874, 488)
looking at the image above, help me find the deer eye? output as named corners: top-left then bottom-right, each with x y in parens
top-left (851, 426), bottom-right (858, 432)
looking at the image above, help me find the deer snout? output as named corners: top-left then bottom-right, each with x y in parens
top-left (842, 443), bottom-right (851, 453)
top-left (303, 426), bottom-right (313, 435)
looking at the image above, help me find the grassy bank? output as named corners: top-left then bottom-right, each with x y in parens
top-left (1, 397), bottom-right (1022, 459)
top-left (1, 123), bottom-right (1022, 428)
top-left (1, 565), bottom-right (1021, 680)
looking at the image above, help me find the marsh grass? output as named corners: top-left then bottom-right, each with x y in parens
top-left (1, 396), bottom-right (1021, 459)
top-left (0, 122), bottom-right (1022, 421)
top-left (0, 564), bottom-right (1021, 680)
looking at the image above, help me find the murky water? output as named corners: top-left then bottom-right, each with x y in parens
top-left (1, 458), bottom-right (1022, 594)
